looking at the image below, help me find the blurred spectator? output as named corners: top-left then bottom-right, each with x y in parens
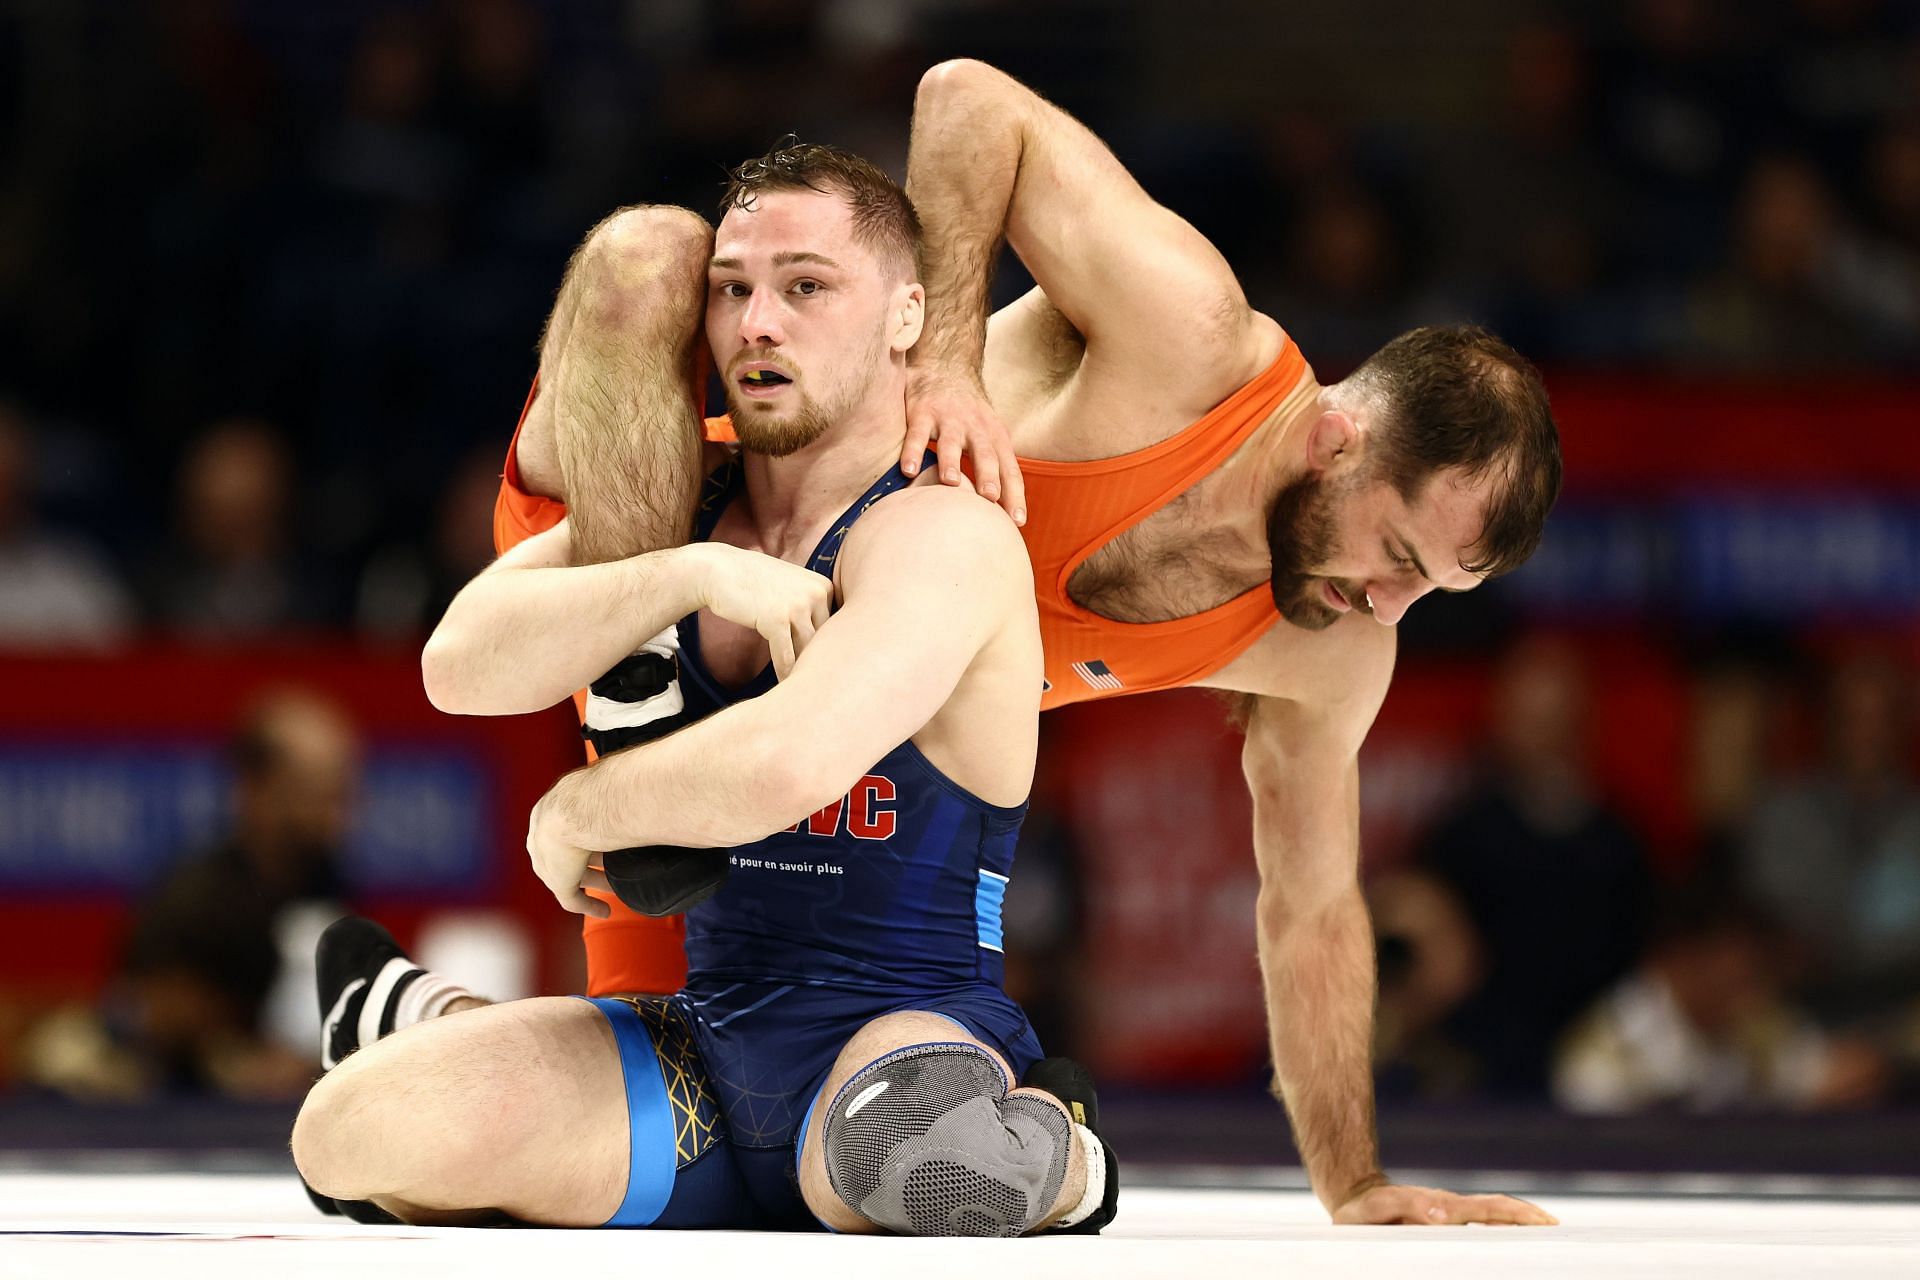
top-left (1593, 0), bottom-right (1757, 277)
top-left (1687, 631), bottom-right (1803, 868)
top-left (1767, 0), bottom-right (1916, 170)
top-left (1370, 868), bottom-right (1484, 1099)
top-left (1428, 21), bottom-right (1648, 364)
top-left (1404, 635), bottom-right (1655, 1097)
top-left (354, 446), bottom-right (502, 640)
top-left (1554, 886), bottom-right (1888, 1114)
top-left (21, 689), bottom-right (358, 1099)
top-left (0, 402), bottom-right (135, 648)
top-left (1271, 180), bottom-right (1423, 372)
top-left (139, 417), bottom-right (330, 638)
top-left (1866, 116), bottom-right (1920, 254)
top-left (1684, 152), bottom-right (1920, 368)
top-left (1735, 651), bottom-right (1920, 1024)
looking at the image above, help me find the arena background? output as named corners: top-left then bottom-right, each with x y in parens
top-left (3, 0), bottom-right (1920, 1180)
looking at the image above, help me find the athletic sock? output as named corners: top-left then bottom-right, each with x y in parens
top-left (316, 917), bottom-right (475, 1071)
top-left (1055, 1124), bottom-right (1110, 1230)
top-left (1021, 1056), bottom-right (1120, 1235)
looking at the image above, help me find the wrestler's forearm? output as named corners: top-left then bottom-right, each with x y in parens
top-left (1258, 885), bottom-right (1387, 1213)
top-left (422, 546), bottom-right (706, 717)
top-left (906, 60), bottom-right (1026, 376)
top-left (550, 680), bottom-right (857, 851)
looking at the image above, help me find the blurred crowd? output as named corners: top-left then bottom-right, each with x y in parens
top-left (3, 0), bottom-right (1920, 648)
top-left (4, 0), bottom-right (1920, 1116)
top-left (1368, 634), bottom-right (1920, 1115)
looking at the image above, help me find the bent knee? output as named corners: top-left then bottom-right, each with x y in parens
top-left (578, 206), bottom-right (712, 323)
top-left (290, 1070), bottom-right (359, 1196)
top-left (821, 1043), bottom-right (1070, 1237)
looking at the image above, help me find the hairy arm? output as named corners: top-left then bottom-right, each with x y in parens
top-left (544, 488), bottom-right (1030, 850)
top-left (907, 59), bottom-right (1266, 394)
top-left (1233, 643), bottom-right (1557, 1226)
top-left (420, 518), bottom-right (707, 716)
top-left (1241, 687), bottom-right (1390, 1214)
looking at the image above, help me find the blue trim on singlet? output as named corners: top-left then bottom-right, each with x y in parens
top-left (581, 996), bottom-right (677, 1227)
top-left (975, 869), bottom-right (1009, 953)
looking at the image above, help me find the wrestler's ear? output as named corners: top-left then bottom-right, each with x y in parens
top-left (1305, 408), bottom-right (1359, 475)
top-left (890, 282), bottom-right (925, 354)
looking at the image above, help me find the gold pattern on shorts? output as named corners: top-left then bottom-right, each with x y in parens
top-left (617, 996), bottom-right (722, 1167)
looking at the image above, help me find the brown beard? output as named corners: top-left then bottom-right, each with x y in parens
top-left (1266, 470), bottom-right (1366, 630)
top-left (726, 388), bottom-right (835, 456)
top-left (722, 342), bottom-right (880, 457)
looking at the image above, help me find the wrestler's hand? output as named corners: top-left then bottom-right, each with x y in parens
top-left (693, 544), bottom-right (835, 680)
top-left (526, 783), bottom-right (612, 919)
top-left (1333, 1179), bottom-right (1557, 1226)
top-left (904, 366), bottom-right (1025, 526)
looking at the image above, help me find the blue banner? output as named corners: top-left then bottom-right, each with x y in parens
top-left (1503, 496), bottom-right (1920, 619)
top-left (0, 744), bottom-right (493, 895)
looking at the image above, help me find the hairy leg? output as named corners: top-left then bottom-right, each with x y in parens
top-left (514, 204), bottom-right (712, 566)
top-left (797, 1010), bottom-right (1086, 1234)
top-left (293, 997), bottom-right (629, 1226)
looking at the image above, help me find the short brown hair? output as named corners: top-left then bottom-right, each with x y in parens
top-left (720, 139), bottom-right (922, 280)
top-left (1349, 325), bottom-right (1561, 578)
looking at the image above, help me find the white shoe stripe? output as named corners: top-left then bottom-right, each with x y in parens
top-left (320, 977), bottom-right (366, 1071)
top-left (358, 957), bottom-right (418, 1056)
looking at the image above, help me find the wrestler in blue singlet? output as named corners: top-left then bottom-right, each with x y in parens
top-left (584, 456), bottom-right (1042, 1230)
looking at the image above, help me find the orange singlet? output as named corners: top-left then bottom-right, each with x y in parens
top-left (1023, 337), bottom-right (1308, 709)
top-left (492, 336), bottom-right (1310, 994)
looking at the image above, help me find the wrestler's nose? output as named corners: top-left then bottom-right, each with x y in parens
top-left (739, 289), bottom-right (785, 347)
top-left (1364, 580), bottom-right (1432, 626)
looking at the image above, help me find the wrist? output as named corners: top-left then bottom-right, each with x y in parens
top-left (664, 543), bottom-right (719, 615)
top-left (907, 353), bottom-right (981, 386)
top-left (1332, 1170), bottom-right (1390, 1210)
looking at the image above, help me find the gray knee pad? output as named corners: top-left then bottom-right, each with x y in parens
top-left (822, 1042), bottom-right (1071, 1237)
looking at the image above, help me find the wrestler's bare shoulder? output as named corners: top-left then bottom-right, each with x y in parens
top-left (987, 290), bottom-right (1288, 461)
top-left (1197, 611), bottom-right (1397, 717)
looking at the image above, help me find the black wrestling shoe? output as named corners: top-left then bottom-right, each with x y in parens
top-left (317, 917), bottom-right (424, 1071)
top-left (581, 647), bottom-right (693, 758)
top-left (303, 1178), bottom-right (403, 1224)
top-left (581, 637), bottom-right (725, 917)
top-left (602, 845), bottom-right (730, 916)
top-left (1022, 1056), bottom-right (1120, 1234)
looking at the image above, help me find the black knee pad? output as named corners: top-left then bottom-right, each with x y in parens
top-left (822, 1043), bottom-right (1071, 1237)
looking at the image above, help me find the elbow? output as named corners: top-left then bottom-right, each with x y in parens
top-left (419, 630), bottom-right (470, 714)
top-left (420, 627), bottom-right (515, 716)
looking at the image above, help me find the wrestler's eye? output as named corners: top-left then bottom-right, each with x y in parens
top-left (791, 279), bottom-right (821, 296)
top-left (717, 282), bottom-right (749, 299)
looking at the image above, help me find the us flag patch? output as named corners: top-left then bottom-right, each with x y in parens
top-left (1072, 659), bottom-right (1123, 691)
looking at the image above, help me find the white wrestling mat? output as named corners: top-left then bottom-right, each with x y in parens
top-left (4, 1164), bottom-right (1919, 1280)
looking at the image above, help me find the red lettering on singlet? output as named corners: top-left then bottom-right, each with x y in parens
top-left (789, 774), bottom-right (896, 840)
top-left (847, 775), bottom-right (897, 841)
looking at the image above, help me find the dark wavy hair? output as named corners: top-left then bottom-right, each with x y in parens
top-left (1349, 325), bottom-right (1562, 577)
top-left (719, 138), bottom-right (922, 281)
